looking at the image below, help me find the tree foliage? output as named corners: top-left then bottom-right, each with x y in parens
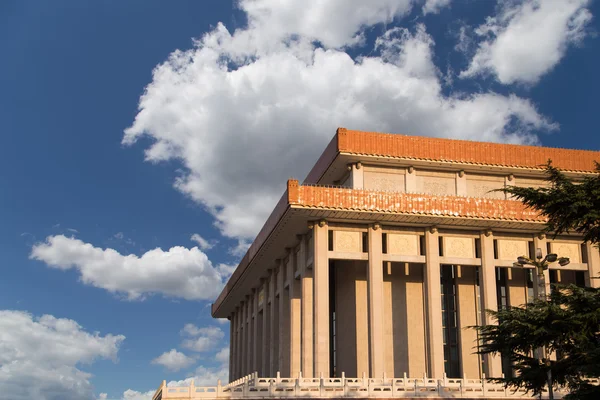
top-left (501, 161), bottom-right (600, 245)
top-left (476, 285), bottom-right (600, 399)
top-left (476, 160), bottom-right (600, 399)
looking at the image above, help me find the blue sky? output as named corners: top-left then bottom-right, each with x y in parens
top-left (1, 1), bottom-right (599, 399)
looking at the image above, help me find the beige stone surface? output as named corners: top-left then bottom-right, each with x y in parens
top-left (269, 269), bottom-right (278, 376)
top-left (333, 230), bottom-right (362, 253)
top-left (368, 226), bottom-right (384, 378)
top-left (497, 239), bottom-right (529, 260)
top-left (466, 175), bottom-right (505, 199)
top-left (387, 233), bottom-right (419, 256)
top-left (301, 269), bottom-right (314, 377)
top-left (383, 263), bottom-right (426, 377)
top-left (364, 169), bottom-right (405, 192)
top-left (334, 260), bottom-right (369, 378)
top-left (288, 250), bottom-right (302, 378)
top-left (278, 261), bottom-right (290, 377)
top-left (508, 268), bottom-right (528, 307)
top-left (416, 172), bottom-right (456, 196)
top-left (424, 229), bottom-right (444, 378)
top-left (443, 237), bottom-right (475, 259)
top-left (479, 233), bottom-right (502, 378)
top-left (550, 242), bottom-right (581, 263)
top-left (456, 266), bottom-right (481, 379)
top-left (262, 281), bottom-right (270, 377)
top-left (313, 222), bottom-right (330, 377)
top-left (585, 243), bottom-right (600, 288)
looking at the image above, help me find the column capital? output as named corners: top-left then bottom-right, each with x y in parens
top-left (483, 229), bottom-right (493, 237)
top-left (371, 222), bottom-right (381, 230)
top-left (428, 226), bottom-right (438, 234)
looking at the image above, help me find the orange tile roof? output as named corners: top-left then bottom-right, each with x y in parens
top-left (336, 128), bottom-right (600, 172)
top-left (288, 180), bottom-right (546, 222)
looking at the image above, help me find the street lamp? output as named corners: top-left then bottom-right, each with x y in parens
top-left (513, 248), bottom-right (570, 400)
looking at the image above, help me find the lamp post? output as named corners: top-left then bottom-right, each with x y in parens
top-left (513, 248), bottom-right (570, 400)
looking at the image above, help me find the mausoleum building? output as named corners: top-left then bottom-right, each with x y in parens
top-left (211, 128), bottom-right (600, 384)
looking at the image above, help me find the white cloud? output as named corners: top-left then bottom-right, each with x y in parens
top-left (168, 364), bottom-right (229, 387)
top-left (181, 325), bottom-right (225, 352)
top-left (238, 0), bottom-right (414, 49)
top-left (30, 235), bottom-right (228, 301)
top-left (0, 310), bottom-right (124, 400)
top-left (124, 1), bottom-right (557, 243)
top-left (190, 233), bottom-right (217, 250)
top-left (422, 0), bottom-right (451, 15)
top-left (124, 326), bottom-right (229, 397)
top-left (152, 349), bottom-right (195, 372)
top-left (122, 389), bottom-right (155, 400)
top-left (215, 347), bottom-right (230, 364)
top-left (461, 0), bottom-right (592, 84)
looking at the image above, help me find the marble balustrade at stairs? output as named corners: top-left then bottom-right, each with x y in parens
top-left (152, 372), bottom-right (600, 400)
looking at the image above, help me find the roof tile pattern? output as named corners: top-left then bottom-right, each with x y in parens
top-left (337, 128), bottom-right (600, 172)
top-left (289, 180), bottom-right (546, 222)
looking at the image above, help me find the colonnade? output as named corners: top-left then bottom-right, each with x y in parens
top-left (228, 222), bottom-right (600, 381)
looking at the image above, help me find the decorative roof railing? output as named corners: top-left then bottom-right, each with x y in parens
top-left (153, 372), bottom-right (598, 399)
top-left (288, 180), bottom-right (547, 222)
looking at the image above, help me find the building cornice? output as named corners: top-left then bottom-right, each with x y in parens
top-left (336, 128), bottom-right (600, 173)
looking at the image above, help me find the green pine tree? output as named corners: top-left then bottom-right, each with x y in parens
top-left (475, 161), bottom-right (600, 399)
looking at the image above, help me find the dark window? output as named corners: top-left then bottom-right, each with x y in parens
top-left (382, 233), bottom-right (388, 254)
top-left (496, 267), bottom-right (512, 377)
top-left (441, 265), bottom-right (460, 378)
top-left (576, 271), bottom-right (586, 287)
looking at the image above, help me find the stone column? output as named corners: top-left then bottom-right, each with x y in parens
top-left (253, 288), bottom-right (260, 374)
top-left (247, 295), bottom-right (253, 374)
top-left (278, 259), bottom-right (290, 376)
top-left (301, 236), bottom-right (314, 377)
top-left (269, 269), bottom-right (278, 375)
top-left (479, 231), bottom-right (502, 377)
top-left (288, 249), bottom-right (302, 377)
top-left (455, 170), bottom-right (467, 196)
top-left (262, 275), bottom-right (271, 376)
top-left (229, 313), bottom-right (234, 381)
top-left (585, 242), bottom-right (600, 288)
top-left (405, 167), bottom-right (416, 192)
top-left (240, 301), bottom-right (246, 377)
top-left (533, 234), bottom-right (551, 297)
top-left (424, 227), bottom-right (444, 378)
top-left (236, 307), bottom-right (242, 379)
top-left (313, 220), bottom-right (330, 377)
top-left (350, 163), bottom-right (364, 189)
top-left (368, 224), bottom-right (384, 378)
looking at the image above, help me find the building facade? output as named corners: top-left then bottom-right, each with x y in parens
top-left (211, 128), bottom-right (600, 383)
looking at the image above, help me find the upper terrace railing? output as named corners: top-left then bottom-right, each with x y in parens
top-left (153, 372), bottom-right (599, 399)
top-left (288, 181), bottom-right (546, 222)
